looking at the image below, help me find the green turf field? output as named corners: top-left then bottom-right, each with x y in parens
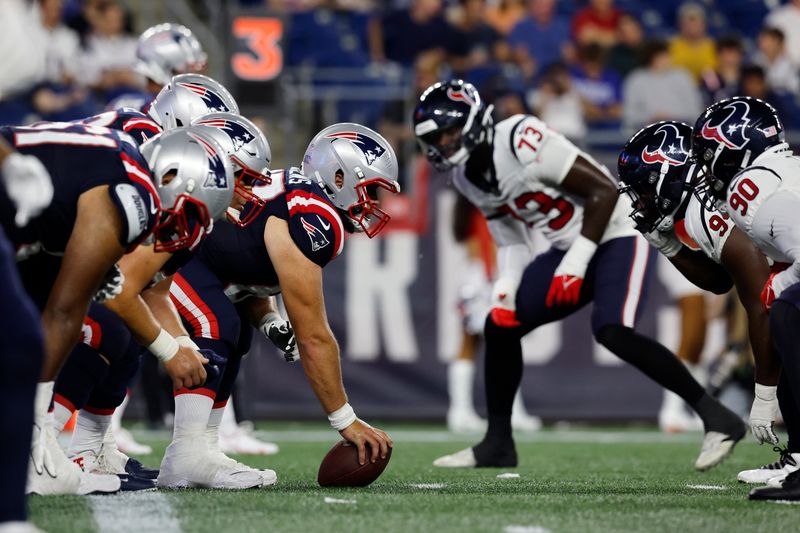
top-left (29, 424), bottom-right (800, 533)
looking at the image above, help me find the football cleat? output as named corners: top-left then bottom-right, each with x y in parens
top-left (433, 447), bottom-right (478, 468)
top-left (447, 409), bottom-right (487, 434)
top-left (737, 447), bottom-right (800, 484)
top-left (27, 420), bottom-right (81, 495)
top-left (102, 428), bottom-right (159, 479)
top-left (71, 449), bottom-right (152, 492)
top-left (218, 421), bottom-right (279, 456)
top-left (749, 469), bottom-right (800, 501)
top-left (76, 471), bottom-right (122, 495)
top-left (209, 426), bottom-right (277, 486)
top-left (158, 441), bottom-right (265, 490)
top-left (694, 430), bottom-right (744, 471)
top-left (0, 522), bottom-right (45, 533)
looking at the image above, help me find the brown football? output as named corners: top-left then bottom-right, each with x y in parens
top-left (317, 440), bottom-right (392, 487)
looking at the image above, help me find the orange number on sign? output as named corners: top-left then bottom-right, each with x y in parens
top-left (232, 18), bottom-right (283, 81)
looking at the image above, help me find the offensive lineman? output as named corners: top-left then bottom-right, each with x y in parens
top-left (414, 80), bottom-right (745, 470)
top-left (617, 121), bottom-right (790, 485)
top-left (688, 96), bottom-right (800, 500)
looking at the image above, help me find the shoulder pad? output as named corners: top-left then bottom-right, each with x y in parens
top-left (285, 185), bottom-right (344, 267)
top-left (118, 110), bottom-right (161, 145)
top-left (499, 115), bottom-right (549, 166)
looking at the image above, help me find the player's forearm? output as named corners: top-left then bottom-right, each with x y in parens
top-left (104, 292), bottom-right (162, 344)
top-left (39, 304), bottom-right (87, 380)
top-left (669, 248), bottom-right (733, 294)
top-left (579, 185), bottom-right (616, 243)
top-left (298, 333), bottom-right (348, 414)
top-left (748, 307), bottom-right (781, 386)
top-left (237, 295), bottom-right (277, 328)
top-left (142, 289), bottom-right (188, 338)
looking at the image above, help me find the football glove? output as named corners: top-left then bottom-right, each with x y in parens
top-left (93, 264), bottom-right (125, 303)
top-left (761, 267), bottom-right (798, 311)
top-left (259, 312), bottom-right (299, 362)
top-left (642, 228), bottom-right (682, 258)
top-left (489, 276), bottom-right (521, 327)
top-left (546, 235), bottom-right (596, 307)
top-left (749, 384), bottom-right (779, 445)
top-left (191, 348), bottom-right (224, 387)
top-left (1, 152), bottom-right (54, 226)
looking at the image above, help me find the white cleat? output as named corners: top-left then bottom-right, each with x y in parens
top-left (218, 421), bottom-right (279, 456)
top-left (447, 410), bottom-right (487, 434)
top-left (738, 448), bottom-right (800, 484)
top-left (694, 431), bottom-right (741, 471)
top-left (26, 421), bottom-right (81, 495)
top-left (209, 428), bottom-right (277, 486)
top-left (511, 413), bottom-right (542, 433)
top-left (0, 522), bottom-right (45, 533)
top-left (433, 447), bottom-right (477, 468)
top-left (76, 471), bottom-right (121, 495)
top-left (114, 427), bottom-right (152, 456)
top-left (158, 441), bottom-right (264, 490)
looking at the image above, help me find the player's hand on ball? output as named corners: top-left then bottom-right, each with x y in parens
top-left (1, 152), bottom-right (54, 226)
top-left (750, 384), bottom-right (780, 445)
top-left (164, 346), bottom-right (208, 389)
top-left (339, 420), bottom-right (393, 466)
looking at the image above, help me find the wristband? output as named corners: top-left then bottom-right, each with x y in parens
top-left (555, 235), bottom-right (598, 277)
top-left (258, 311), bottom-right (282, 331)
top-left (176, 335), bottom-right (199, 350)
top-left (328, 402), bottom-right (357, 431)
top-left (754, 383), bottom-right (777, 401)
top-left (147, 328), bottom-right (178, 363)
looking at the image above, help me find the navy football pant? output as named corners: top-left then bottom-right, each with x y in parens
top-left (0, 228), bottom-right (44, 523)
top-left (769, 282), bottom-right (800, 451)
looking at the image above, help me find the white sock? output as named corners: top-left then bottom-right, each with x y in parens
top-left (34, 381), bottom-right (55, 428)
top-left (448, 359), bottom-right (476, 413)
top-left (51, 399), bottom-right (74, 433)
top-left (69, 410), bottom-right (111, 455)
top-left (207, 406), bottom-right (225, 448)
top-left (111, 392), bottom-right (129, 432)
top-left (221, 398), bottom-right (238, 432)
top-left (172, 393), bottom-right (214, 444)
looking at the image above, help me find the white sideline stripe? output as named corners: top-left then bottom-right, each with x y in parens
top-left (409, 483), bottom-right (446, 489)
top-left (504, 526), bottom-right (552, 533)
top-left (686, 484), bottom-right (727, 491)
top-left (90, 492), bottom-right (182, 533)
top-left (324, 497), bottom-right (356, 505)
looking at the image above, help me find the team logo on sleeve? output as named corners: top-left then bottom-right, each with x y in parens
top-left (641, 123), bottom-right (689, 166)
top-left (178, 82), bottom-right (232, 113)
top-left (700, 100), bottom-right (751, 149)
top-left (301, 216), bottom-right (330, 251)
top-left (326, 132), bottom-right (386, 165)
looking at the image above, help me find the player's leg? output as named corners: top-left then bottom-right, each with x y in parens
top-left (0, 229), bottom-right (44, 525)
top-left (435, 247), bottom-right (589, 467)
top-left (590, 235), bottom-right (745, 470)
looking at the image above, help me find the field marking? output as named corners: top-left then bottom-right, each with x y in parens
top-left (324, 497), bottom-right (356, 505)
top-left (408, 483), bottom-right (447, 489)
top-left (686, 484), bottom-right (727, 491)
top-left (497, 473), bottom-right (521, 479)
top-left (769, 499), bottom-right (800, 505)
top-left (90, 492), bottom-right (181, 533)
top-left (504, 526), bottom-right (552, 533)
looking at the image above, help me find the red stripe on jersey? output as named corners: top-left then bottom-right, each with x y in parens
top-left (120, 153), bottom-right (161, 211)
top-left (122, 118), bottom-right (161, 134)
top-left (172, 274), bottom-right (220, 338)
top-left (286, 190), bottom-right (344, 257)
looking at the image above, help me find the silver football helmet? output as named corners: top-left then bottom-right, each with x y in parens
top-left (191, 112), bottom-right (272, 226)
top-left (136, 23), bottom-right (207, 86)
top-left (302, 123), bottom-right (401, 238)
top-left (139, 126), bottom-right (234, 252)
top-left (148, 74), bottom-right (238, 130)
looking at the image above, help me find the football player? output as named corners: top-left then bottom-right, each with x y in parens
top-left (3, 122), bottom-right (234, 495)
top-left (415, 80), bottom-right (745, 470)
top-left (617, 121), bottom-right (788, 484)
top-left (108, 23), bottom-right (207, 112)
top-left (0, 138), bottom-right (52, 532)
top-left (686, 97), bottom-right (800, 500)
top-left (156, 123), bottom-right (399, 488)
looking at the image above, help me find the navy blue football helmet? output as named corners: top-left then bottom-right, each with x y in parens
top-left (691, 96), bottom-right (784, 208)
top-left (413, 79), bottom-right (494, 171)
top-left (618, 121), bottom-right (695, 232)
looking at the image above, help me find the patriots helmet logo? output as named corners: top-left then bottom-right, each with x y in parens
top-left (641, 123), bottom-right (689, 166)
top-left (196, 119), bottom-right (258, 159)
top-left (191, 133), bottom-right (229, 189)
top-left (301, 216), bottom-right (330, 251)
top-left (700, 99), bottom-right (751, 149)
top-left (178, 82), bottom-right (232, 113)
top-left (326, 132), bottom-right (386, 165)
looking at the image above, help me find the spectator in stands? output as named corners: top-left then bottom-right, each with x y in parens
top-left (765, 0), bottom-right (800, 68)
top-left (606, 12), bottom-right (643, 78)
top-left (507, 0), bottom-right (573, 79)
top-left (700, 35), bottom-right (744, 105)
top-left (451, 0), bottom-right (510, 75)
top-left (753, 27), bottom-right (799, 96)
top-left (622, 38), bottom-right (702, 130)
top-left (669, 3), bottom-right (716, 83)
top-left (368, 0), bottom-right (467, 67)
top-left (738, 64), bottom-right (794, 127)
top-left (527, 62), bottom-right (586, 141)
top-left (571, 43), bottom-right (622, 128)
top-left (571, 0), bottom-right (622, 48)
top-left (0, 0), bottom-right (46, 125)
top-left (31, 0), bottom-right (94, 122)
top-left (78, 0), bottom-right (140, 99)
top-left (484, 0), bottom-right (526, 36)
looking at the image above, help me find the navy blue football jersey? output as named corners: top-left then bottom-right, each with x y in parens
top-left (196, 168), bottom-right (344, 289)
top-left (0, 122), bottom-right (160, 254)
top-left (74, 108), bottom-right (162, 146)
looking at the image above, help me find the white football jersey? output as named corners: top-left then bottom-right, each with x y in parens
top-left (452, 114), bottom-right (636, 251)
top-left (679, 193), bottom-right (734, 264)
top-left (724, 146), bottom-right (800, 265)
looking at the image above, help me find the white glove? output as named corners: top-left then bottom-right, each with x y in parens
top-left (642, 228), bottom-right (682, 258)
top-left (93, 264), bottom-right (125, 303)
top-left (1, 152), bottom-right (54, 226)
top-left (259, 312), bottom-right (299, 362)
top-left (749, 383), bottom-right (780, 445)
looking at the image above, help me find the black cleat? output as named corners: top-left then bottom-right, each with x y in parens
top-left (749, 469), bottom-right (800, 501)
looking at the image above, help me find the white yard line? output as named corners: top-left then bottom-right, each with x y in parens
top-left (408, 483), bottom-right (447, 489)
top-left (686, 484), bottom-right (728, 491)
top-left (504, 526), bottom-right (552, 533)
top-left (90, 492), bottom-right (182, 533)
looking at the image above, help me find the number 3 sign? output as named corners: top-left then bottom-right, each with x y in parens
top-left (231, 17), bottom-right (284, 81)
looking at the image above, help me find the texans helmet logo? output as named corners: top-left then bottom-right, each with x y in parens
top-left (641, 123), bottom-right (689, 166)
top-left (191, 133), bottom-right (229, 189)
top-left (197, 119), bottom-right (259, 159)
top-left (326, 132), bottom-right (386, 165)
top-left (178, 82), bottom-right (231, 113)
top-left (446, 86), bottom-right (477, 107)
top-left (700, 100), bottom-right (751, 149)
